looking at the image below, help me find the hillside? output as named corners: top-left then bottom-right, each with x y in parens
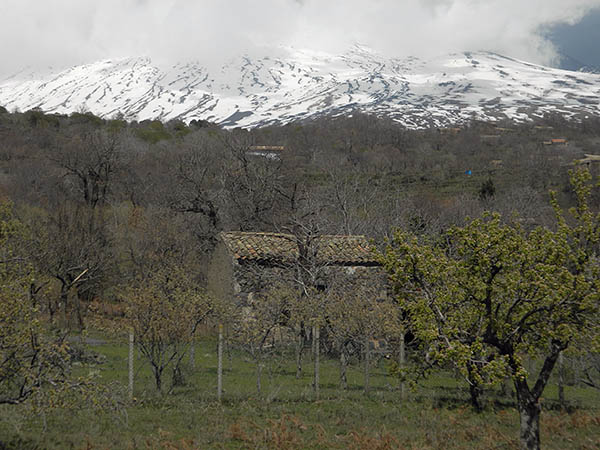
top-left (1, 45), bottom-right (600, 128)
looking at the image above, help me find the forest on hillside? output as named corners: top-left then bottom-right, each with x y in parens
top-left (1, 107), bottom-right (599, 297)
top-left (1, 107), bottom-right (600, 449)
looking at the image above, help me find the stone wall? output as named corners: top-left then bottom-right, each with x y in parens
top-left (230, 260), bottom-right (387, 305)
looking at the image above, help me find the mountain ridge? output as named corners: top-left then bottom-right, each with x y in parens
top-left (1, 46), bottom-right (599, 129)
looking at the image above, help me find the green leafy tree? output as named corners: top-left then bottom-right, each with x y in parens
top-left (550, 169), bottom-right (600, 395)
top-left (379, 170), bottom-right (599, 450)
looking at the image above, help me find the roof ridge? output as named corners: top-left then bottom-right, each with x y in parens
top-left (318, 234), bottom-right (367, 238)
top-left (220, 231), bottom-right (292, 237)
top-left (220, 231), bottom-right (368, 239)
top-left (218, 231), bottom-right (377, 264)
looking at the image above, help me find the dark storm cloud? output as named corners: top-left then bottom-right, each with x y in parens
top-left (547, 7), bottom-right (600, 68)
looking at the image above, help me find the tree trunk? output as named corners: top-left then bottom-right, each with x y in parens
top-left (516, 394), bottom-right (541, 450)
top-left (511, 343), bottom-right (563, 450)
top-left (469, 380), bottom-right (484, 412)
top-left (153, 366), bottom-right (163, 392)
top-left (48, 296), bottom-right (57, 322)
top-left (172, 362), bottom-right (185, 387)
top-left (60, 283), bottom-right (69, 329)
top-left (558, 352), bottom-right (565, 407)
top-left (340, 344), bottom-right (348, 390)
top-left (466, 361), bottom-right (483, 412)
top-left (128, 330), bottom-right (134, 401)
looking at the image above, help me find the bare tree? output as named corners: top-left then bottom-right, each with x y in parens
top-left (230, 283), bottom-right (294, 396)
top-left (49, 128), bottom-right (125, 208)
top-left (24, 203), bottom-right (113, 329)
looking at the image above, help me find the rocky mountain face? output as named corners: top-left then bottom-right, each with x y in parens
top-left (1, 46), bottom-right (599, 128)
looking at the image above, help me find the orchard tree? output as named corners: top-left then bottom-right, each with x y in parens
top-left (325, 280), bottom-right (397, 392)
top-left (551, 169), bottom-right (600, 394)
top-left (287, 285), bottom-right (327, 398)
top-left (379, 170), bottom-right (599, 450)
top-left (229, 283), bottom-right (294, 396)
top-left (124, 265), bottom-right (213, 392)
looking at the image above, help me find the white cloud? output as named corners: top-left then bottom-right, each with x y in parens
top-left (1, 0), bottom-right (599, 76)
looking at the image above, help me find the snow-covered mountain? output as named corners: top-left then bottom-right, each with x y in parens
top-left (1, 45), bottom-right (599, 129)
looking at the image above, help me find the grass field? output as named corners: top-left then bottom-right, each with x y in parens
top-left (1, 336), bottom-right (599, 449)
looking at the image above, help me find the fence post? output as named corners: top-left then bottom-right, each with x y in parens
top-left (399, 332), bottom-right (406, 400)
top-left (296, 326), bottom-right (303, 379)
top-left (128, 329), bottom-right (134, 401)
top-left (190, 340), bottom-right (195, 371)
top-left (364, 335), bottom-right (370, 395)
top-left (217, 324), bottom-right (223, 402)
top-left (340, 343), bottom-right (348, 390)
top-left (314, 325), bottom-right (320, 400)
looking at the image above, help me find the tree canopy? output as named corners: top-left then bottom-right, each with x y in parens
top-left (379, 169), bottom-right (600, 449)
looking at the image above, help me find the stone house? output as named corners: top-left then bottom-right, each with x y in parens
top-left (207, 231), bottom-right (387, 309)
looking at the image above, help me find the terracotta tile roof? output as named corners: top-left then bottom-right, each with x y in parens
top-left (220, 231), bottom-right (377, 265)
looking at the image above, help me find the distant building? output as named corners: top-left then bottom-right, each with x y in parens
top-left (480, 134), bottom-right (501, 142)
top-left (439, 127), bottom-right (462, 135)
top-left (543, 138), bottom-right (568, 146)
top-left (247, 145), bottom-right (285, 160)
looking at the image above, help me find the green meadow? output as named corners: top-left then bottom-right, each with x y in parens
top-left (2, 336), bottom-right (599, 449)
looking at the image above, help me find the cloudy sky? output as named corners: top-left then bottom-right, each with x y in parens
top-left (547, 7), bottom-right (600, 68)
top-left (1, 0), bottom-right (599, 75)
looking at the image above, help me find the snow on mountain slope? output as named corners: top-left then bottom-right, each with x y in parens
top-left (1, 46), bottom-right (599, 129)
